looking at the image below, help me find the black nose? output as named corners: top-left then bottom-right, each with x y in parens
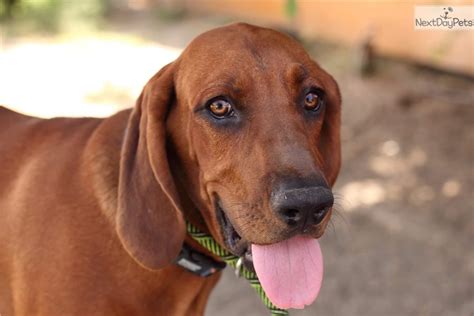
top-left (271, 186), bottom-right (334, 227)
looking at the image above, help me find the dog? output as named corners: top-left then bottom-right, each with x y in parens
top-left (0, 23), bottom-right (341, 315)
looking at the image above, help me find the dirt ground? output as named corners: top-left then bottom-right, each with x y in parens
top-left (1, 12), bottom-right (473, 316)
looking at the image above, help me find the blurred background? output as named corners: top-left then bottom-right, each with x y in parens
top-left (1, 0), bottom-right (473, 315)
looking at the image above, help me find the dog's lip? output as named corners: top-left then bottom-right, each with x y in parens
top-left (215, 198), bottom-right (254, 271)
top-left (215, 198), bottom-right (248, 255)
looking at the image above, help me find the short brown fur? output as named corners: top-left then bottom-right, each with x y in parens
top-left (0, 23), bottom-right (341, 316)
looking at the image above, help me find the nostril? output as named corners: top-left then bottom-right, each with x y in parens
top-left (282, 208), bottom-right (301, 226)
top-left (313, 207), bottom-right (330, 224)
top-left (284, 209), bottom-right (299, 219)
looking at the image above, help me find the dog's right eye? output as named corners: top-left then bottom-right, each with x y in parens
top-left (303, 90), bottom-right (324, 113)
top-left (207, 98), bottom-right (234, 118)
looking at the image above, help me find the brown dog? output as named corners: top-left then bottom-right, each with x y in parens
top-left (0, 23), bottom-right (341, 315)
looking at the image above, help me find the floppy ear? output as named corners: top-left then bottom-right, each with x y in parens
top-left (319, 76), bottom-right (342, 187)
top-left (117, 63), bottom-right (185, 270)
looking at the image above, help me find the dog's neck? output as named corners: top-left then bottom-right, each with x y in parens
top-left (83, 109), bottom-right (223, 312)
top-left (85, 109), bottom-right (131, 225)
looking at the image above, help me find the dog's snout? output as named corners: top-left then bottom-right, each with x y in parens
top-left (272, 185), bottom-right (334, 227)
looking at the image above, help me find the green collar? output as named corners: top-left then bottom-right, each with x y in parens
top-left (184, 221), bottom-right (289, 316)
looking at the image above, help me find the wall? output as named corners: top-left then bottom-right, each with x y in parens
top-left (184, 0), bottom-right (474, 76)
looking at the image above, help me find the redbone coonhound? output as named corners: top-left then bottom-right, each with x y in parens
top-left (0, 23), bottom-right (341, 315)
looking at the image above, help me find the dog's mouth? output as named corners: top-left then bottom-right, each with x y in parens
top-left (214, 196), bottom-right (325, 310)
top-left (215, 198), bottom-right (254, 271)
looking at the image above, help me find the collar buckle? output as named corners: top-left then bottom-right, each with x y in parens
top-left (175, 243), bottom-right (226, 277)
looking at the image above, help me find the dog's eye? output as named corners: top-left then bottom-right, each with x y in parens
top-left (208, 99), bottom-right (233, 118)
top-left (304, 92), bottom-right (322, 112)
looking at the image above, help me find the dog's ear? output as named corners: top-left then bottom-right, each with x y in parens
top-left (319, 76), bottom-right (342, 187)
top-left (117, 63), bottom-right (185, 270)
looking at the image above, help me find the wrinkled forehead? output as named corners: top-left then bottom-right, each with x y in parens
top-left (175, 24), bottom-right (318, 93)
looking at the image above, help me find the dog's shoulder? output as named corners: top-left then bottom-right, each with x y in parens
top-left (0, 105), bottom-right (38, 128)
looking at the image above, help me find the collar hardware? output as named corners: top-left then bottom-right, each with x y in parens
top-left (180, 221), bottom-right (289, 316)
top-left (175, 243), bottom-right (226, 277)
top-left (234, 256), bottom-right (244, 278)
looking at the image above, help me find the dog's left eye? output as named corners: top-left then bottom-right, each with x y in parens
top-left (303, 91), bottom-right (323, 112)
top-left (208, 99), bottom-right (234, 118)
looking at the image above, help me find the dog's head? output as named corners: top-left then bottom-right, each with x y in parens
top-left (116, 24), bottom-right (341, 279)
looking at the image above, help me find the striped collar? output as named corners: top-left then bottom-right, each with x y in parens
top-left (176, 221), bottom-right (289, 316)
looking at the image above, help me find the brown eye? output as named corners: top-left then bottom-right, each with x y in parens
top-left (208, 99), bottom-right (233, 118)
top-left (304, 92), bottom-right (321, 111)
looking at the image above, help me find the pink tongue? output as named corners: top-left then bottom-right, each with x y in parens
top-left (251, 235), bottom-right (323, 309)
